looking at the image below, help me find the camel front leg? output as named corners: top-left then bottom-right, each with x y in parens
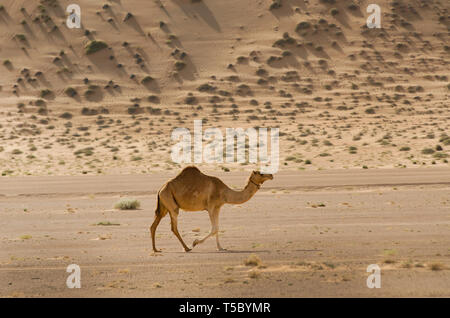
top-left (193, 228), bottom-right (217, 248)
top-left (216, 231), bottom-right (226, 251)
top-left (214, 213), bottom-right (226, 251)
top-left (193, 207), bottom-right (223, 250)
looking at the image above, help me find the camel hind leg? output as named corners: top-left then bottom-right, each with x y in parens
top-left (159, 187), bottom-right (191, 252)
top-left (150, 201), bottom-right (168, 253)
top-left (169, 208), bottom-right (191, 252)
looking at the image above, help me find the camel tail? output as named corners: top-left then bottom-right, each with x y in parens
top-left (155, 191), bottom-right (161, 216)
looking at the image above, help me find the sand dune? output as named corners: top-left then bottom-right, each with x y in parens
top-left (0, 0), bottom-right (448, 176)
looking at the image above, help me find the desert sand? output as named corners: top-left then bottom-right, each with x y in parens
top-left (0, 168), bottom-right (449, 297)
top-left (0, 0), bottom-right (449, 297)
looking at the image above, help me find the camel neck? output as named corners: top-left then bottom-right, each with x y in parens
top-left (224, 179), bottom-right (259, 205)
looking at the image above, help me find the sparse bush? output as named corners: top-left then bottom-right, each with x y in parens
top-left (174, 61), bottom-right (186, 71)
top-left (429, 263), bottom-right (444, 271)
top-left (248, 270), bottom-right (261, 279)
top-left (184, 95), bottom-right (197, 105)
top-left (83, 107), bottom-right (101, 116)
top-left (15, 34), bottom-right (27, 42)
top-left (64, 87), bottom-right (77, 97)
top-left (114, 198), bottom-right (140, 210)
top-left (60, 112), bottom-right (73, 119)
top-left (347, 3), bottom-right (359, 11)
top-left (85, 40), bottom-right (108, 55)
top-left (127, 105), bottom-right (143, 115)
top-left (244, 254), bottom-right (261, 267)
top-left (74, 147), bottom-right (94, 156)
top-left (148, 95), bottom-right (160, 103)
top-left (96, 221), bottom-right (120, 226)
top-left (198, 83), bottom-right (216, 92)
top-left (40, 89), bottom-right (53, 98)
top-left (421, 148), bottom-right (435, 155)
top-left (433, 152), bottom-right (448, 159)
top-left (269, 0), bottom-right (282, 10)
top-left (141, 76), bottom-right (154, 84)
top-left (123, 12), bottom-right (133, 22)
top-left (12, 149), bottom-right (23, 155)
top-left (296, 21), bottom-right (311, 32)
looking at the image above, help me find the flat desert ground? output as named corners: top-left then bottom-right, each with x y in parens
top-left (1, 168), bottom-right (449, 297)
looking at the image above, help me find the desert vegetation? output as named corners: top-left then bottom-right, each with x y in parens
top-left (0, 0), bottom-right (447, 177)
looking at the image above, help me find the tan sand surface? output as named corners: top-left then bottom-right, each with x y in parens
top-left (1, 168), bottom-right (449, 297)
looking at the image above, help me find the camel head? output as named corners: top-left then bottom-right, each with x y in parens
top-left (250, 170), bottom-right (273, 187)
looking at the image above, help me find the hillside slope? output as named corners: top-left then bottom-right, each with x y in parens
top-left (0, 0), bottom-right (448, 176)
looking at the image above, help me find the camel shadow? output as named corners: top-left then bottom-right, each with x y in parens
top-left (213, 249), bottom-right (271, 254)
top-left (163, 248), bottom-right (321, 254)
top-left (166, 249), bottom-right (272, 254)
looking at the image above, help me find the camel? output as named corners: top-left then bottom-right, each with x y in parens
top-left (150, 166), bottom-right (273, 252)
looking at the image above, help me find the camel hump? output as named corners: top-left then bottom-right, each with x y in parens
top-left (177, 165), bottom-right (203, 178)
top-left (182, 165), bottom-right (201, 172)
